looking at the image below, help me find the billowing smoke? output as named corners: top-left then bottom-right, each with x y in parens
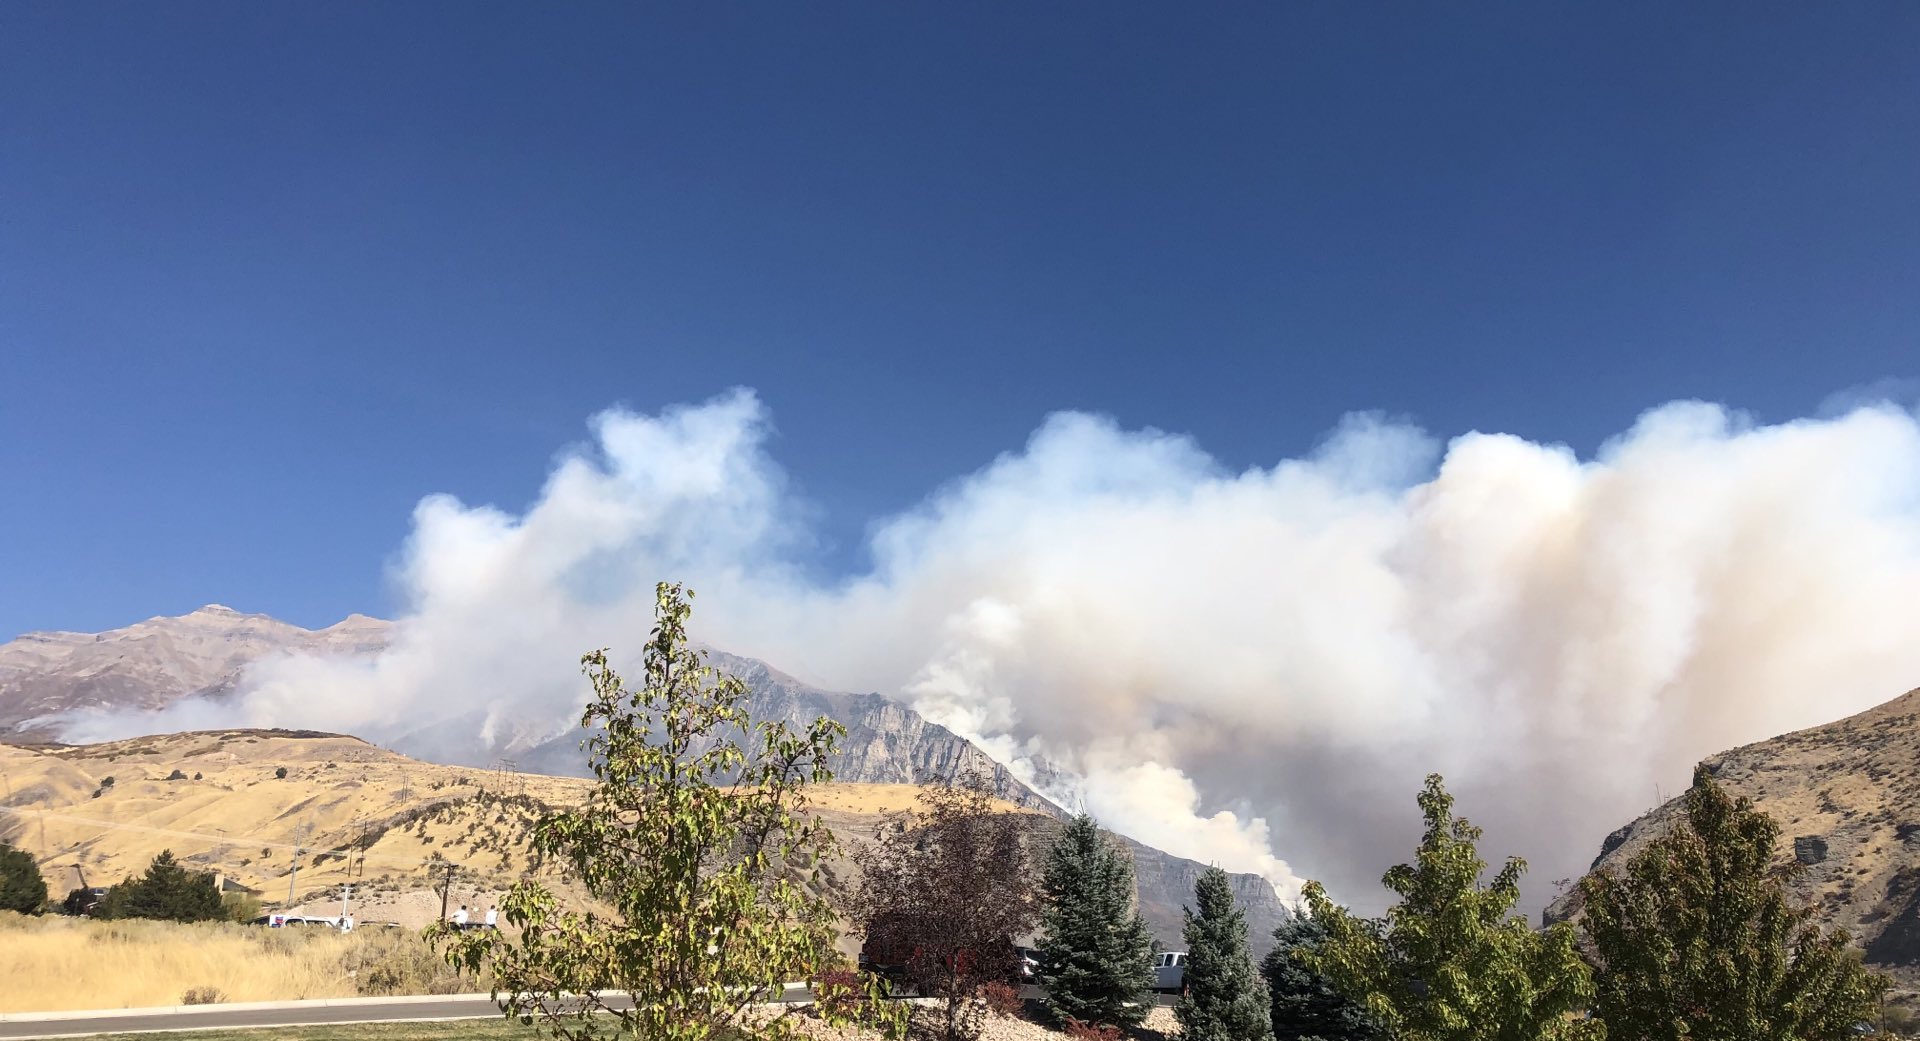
top-left (79, 388), bottom-right (1920, 911)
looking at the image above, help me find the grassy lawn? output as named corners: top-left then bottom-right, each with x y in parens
top-left (82, 1020), bottom-right (547, 1041)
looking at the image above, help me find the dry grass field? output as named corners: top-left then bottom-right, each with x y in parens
top-left (0, 912), bottom-right (485, 1012)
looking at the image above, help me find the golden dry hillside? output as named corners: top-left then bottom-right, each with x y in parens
top-left (1549, 686), bottom-right (1920, 981)
top-left (0, 729), bottom-right (1032, 929)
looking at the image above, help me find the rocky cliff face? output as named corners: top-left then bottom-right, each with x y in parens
top-left (503, 649), bottom-right (1056, 812)
top-left (1546, 686), bottom-right (1920, 978)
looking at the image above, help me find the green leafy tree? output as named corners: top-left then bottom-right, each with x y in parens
top-left (1261, 911), bottom-right (1378, 1041)
top-left (1301, 774), bottom-right (1601, 1041)
top-left (442, 582), bottom-right (899, 1041)
top-left (0, 843), bottom-right (48, 914)
top-left (1178, 866), bottom-right (1275, 1041)
top-left (1036, 814), bottom-right (1156, 1029)
top-left (1579, 764), bottom-right (1889, 1041)
top-left (101, 850), bottom-right (225, 922)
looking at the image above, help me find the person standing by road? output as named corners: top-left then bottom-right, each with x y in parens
top-left (484, 905), bottom-right (498, 930)
top-left (453, 904), bottom-right (470, 929)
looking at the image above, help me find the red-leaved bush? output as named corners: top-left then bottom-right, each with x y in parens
top-left (1062, 1018), bottom-right (1121, 1041)
top-left (810, 969), bottom-right (864, 1018)
top-left (979, 980), bottom-right (1022, 1017)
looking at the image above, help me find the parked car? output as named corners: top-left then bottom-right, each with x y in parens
top-left (1013, 946), bottom-right (1042, 980)
top-left (1152, 951), bottom-right (1188, 993)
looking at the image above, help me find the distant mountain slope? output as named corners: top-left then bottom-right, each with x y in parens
top-left (1547, 686), bottom-right (1920, 978)
top-left (0, 606), bottom-right (389, 737)
top-left (514, 649), bottom-right (1051, 811)
top-left (0, 607), bottom-right (1289, 945)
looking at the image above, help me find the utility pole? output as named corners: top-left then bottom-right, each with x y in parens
top-left (437, 862), bottom-right (455, 923)
top-left (285, 826), bottom-right (309, 910)
top-left (285, 848), bottom-right (303, 909)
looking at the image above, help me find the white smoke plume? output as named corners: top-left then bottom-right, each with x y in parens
top-left (85, 387), bottom-right (1920, 911)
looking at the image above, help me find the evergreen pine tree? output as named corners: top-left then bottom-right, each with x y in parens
top-left (112, 850), bottom-right (225, 922)
top-left (0, 843), bottom-right (48, 914)
top-left (1178, 867), bottom-right (1275, 1041)
top-left (1301, 775), bottom-right (1600, 1041)
top-left (1261, 911), bottom-right (1377, 1041)
top-left (1037, 814), bottom-right (1157, 1028)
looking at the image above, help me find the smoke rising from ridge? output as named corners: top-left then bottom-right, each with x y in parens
top-left (83, 388), bottom-right (1920, 910)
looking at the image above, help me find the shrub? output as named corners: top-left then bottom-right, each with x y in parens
top-left (810, 968), bottom-right (865, 1018)
top-left (274, 767), bottom-right (288, 780)
top-left (1062, 1018), bottom-right (1121, 1041)
top-left (181, 986), bottom-right (226, 1005)
top-left (166, 769), bottom-right (188, 781)
top-left (357, 929), bottom-right (487, 995)
top-left (979, 980), bottom-right (1023, 1017)
top-left (223, 892), bottom-right (262, 923)
top-left (193, 772), bottom-right (203, 781)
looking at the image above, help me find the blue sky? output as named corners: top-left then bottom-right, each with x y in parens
top-left (4, 2), bottom-right (1918, 639)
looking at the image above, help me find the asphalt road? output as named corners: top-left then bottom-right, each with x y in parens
top-left (0, 989), bottom-right (785, 1040)
top-left (0, 985), bottom-right (1173, 1039)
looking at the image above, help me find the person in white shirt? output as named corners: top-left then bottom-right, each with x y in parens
top-left (484, 906), bottom-right (498, 929)
top-left (452, 905), bottom-right (469, 928)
